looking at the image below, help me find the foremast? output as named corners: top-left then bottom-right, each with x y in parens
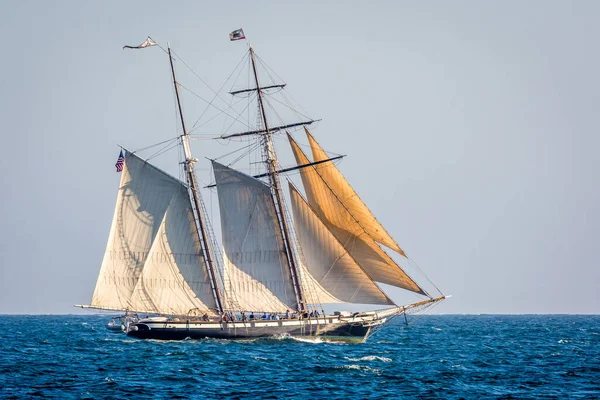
top-left (168, 46), bottom-right (223, 315)
top-left (248, 46), bottom-right (305, 313)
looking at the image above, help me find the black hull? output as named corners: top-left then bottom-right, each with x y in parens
top-left (126, 319), bottom-right (372, 342)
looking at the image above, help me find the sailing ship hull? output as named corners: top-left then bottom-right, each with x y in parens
top-left (126, 316), bottom-right (384, 342)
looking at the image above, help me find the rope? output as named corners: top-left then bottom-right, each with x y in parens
top-left (190, 51), bottom-right (250, 131)
top-left (146, 140), bottom-right (181, 161)
top-left (213, 92), bottom-right (258, 140)
top-left (178, 83), bottom-right (251, 127)
top-left (171, 49), bottom-right (248, 122)
top-left (132, 137), bottom-right (179, 154)
top-left (406, 255), bottom-right (444, 297)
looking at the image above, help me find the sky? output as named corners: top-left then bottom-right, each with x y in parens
top-left (0, 1), bottom-right (598, 314)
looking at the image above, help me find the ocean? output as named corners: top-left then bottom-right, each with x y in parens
top-left (0, 315), bottom-right (598, 399)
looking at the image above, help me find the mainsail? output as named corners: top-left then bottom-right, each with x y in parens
top-left (288, 134), bottom-right (426, 295)
top-left (290, 184), bottom-right (394, 305)
top-left (212, 161), bottom-right (298, 312)
top-left (90, 151), bottom-right (218, 314)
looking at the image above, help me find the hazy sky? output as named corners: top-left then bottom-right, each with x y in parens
top-left (1, 1), bottom-right (598, 314)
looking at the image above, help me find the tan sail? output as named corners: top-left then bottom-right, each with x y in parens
top-left (91, 151), bottom-right (218, 313)
top-left (305, 128), bottom-right (405, 256)
top-left (288, 135), bottom-right (426, 295)
top-left (290, 184), bottom-right (394, 305)
top-left (213, 161), bottom-right (298, 312)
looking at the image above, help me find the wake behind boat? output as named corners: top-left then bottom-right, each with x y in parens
top-left (76, 30), bottom-right (448, 342)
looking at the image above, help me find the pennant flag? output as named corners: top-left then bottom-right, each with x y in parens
top-left (229, 29), bottom-right (245, 41)
top-left (122, 37), bottom-right (157, 50)
top-left (115, 151), bottom-right (125, 172)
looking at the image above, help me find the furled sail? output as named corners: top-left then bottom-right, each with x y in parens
top-left (90, 151), bottom-right (218, 314)
top-left (288, 135), bottom-right (426, 295)
top-left (212, 161), bottom-right (297, 312)
top-left (290, 184), bottom-right (394, 305)
top-left (305, 128), bottom-right (405, 256)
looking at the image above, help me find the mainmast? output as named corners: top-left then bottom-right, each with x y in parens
top-left (248, 46), bottom-right (305, 312)
top-left (168, 46), bottom-right (224, 314)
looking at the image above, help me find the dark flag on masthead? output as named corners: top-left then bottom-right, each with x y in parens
top-left (229, 29), bottom-right (245, 41)
top-left (115, 151), bottom-right (125, 172)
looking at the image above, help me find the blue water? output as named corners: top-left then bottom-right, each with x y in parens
top-left (0, 315), bottom-right (598, 399)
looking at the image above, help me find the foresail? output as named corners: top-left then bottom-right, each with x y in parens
top-left (290, 184), bottom-right (394, 305)
top-left (127, 183), bottom-right (218, 315)
top-left (91, 151), bottom-right (217, 314)
top-left (212, 161), bottom-right (297, 312)
top-left (296, 260), bottom-right (342, 304)
top-left (288, 135), bottom-right (426, 295)
top-left (305, 128), bottom-right (405, 256)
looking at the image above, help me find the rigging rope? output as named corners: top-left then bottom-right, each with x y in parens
top-left (132, 137), bottom-right (180, 155)
top-left (171, 49), bottom-right (248, 125)
top-left (146, 140), bottom-right (181, 161)
top-left (178, 83), bottom-right (251, 127)
top-left (189, 51), bottom-right (250, 133)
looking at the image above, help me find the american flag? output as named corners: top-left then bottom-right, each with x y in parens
top-left (115, 150), bottom-right (125, 172)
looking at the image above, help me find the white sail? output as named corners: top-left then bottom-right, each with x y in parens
top-left (212, 161), bottom-right (297, 312)
top-left (288, 135), bottom-right (426, 295)
top-left (90, 151), bottom-right (217, 313)
top-left (290, 184), bottom-right (394, 305)
top-left (296, 259), bottom-right (342, 305)
top-left (305, 128), bottom-right (405, 255)
top-left (127, 182), bottom-right (218, 315)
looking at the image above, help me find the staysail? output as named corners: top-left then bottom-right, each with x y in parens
top-left (212, 161), bottom-right (297, 312)
top-left (290, 184), bottom-right (394, 305)
top-left (90, 151), bottom-right (218, 314)
top-left (288, 134), bottom-right (426, 295)
top-left (305, 128), bottom-right (405, 255)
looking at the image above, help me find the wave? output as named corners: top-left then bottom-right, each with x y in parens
top-left (345, 355), bottom-right (392, 362)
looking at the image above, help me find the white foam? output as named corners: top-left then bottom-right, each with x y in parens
top-left (336, 365), bottom-right (382, 373)
top-left (345, 355), bottom-right (392, 362)
top-left (288, 336), bottom-right (348, 345)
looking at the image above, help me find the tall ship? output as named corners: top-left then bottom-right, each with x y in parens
top-left (77, 32), bottom-right (448, 342)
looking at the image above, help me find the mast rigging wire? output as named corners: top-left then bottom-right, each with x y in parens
top-left (171, 49), bottom-right (249, 126)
